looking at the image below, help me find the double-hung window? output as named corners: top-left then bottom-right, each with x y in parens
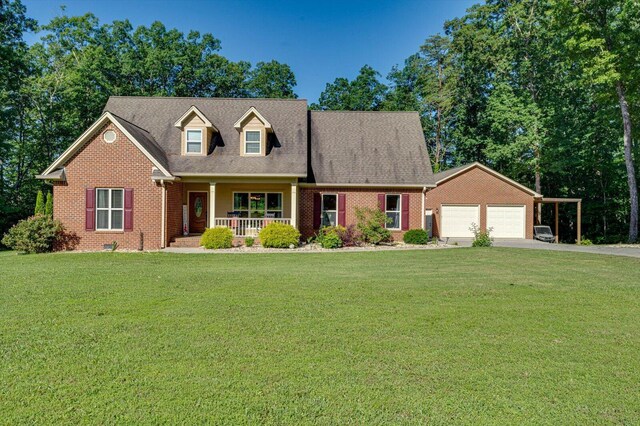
top-left (244, 130), bottom-right (261, 155)
top-left (96, 188), bottom-right (124, 230)
top-left (186, 129), bottom-right (202, 154)
top-left (233, 192), bottom-right (282, 218)
top-left (385, 194), bottom-right (401, 230)
top-left (321, 194), bottom-right (337, 227)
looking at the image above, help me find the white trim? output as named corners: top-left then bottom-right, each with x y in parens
top-left (103, 130), bottom-right (116, 143)
top-left (243, 129), bottom-right (262, 155)
top-left (95, 188), bottom-right (124, 231)
top-left (174, 173), bottom-right (305, 178)
top-left (435, 162), bottom-right (542, 197)
top-left (321, 193), bottom-right (338, 227)
top-left (231, 192), bottom-right (284, 218)
top-left (185, 128), bottom-right (203, 155)
top-left (291, 183), bottom-right (298, 229)
top-left (209, 182), bottom-right (216, 228)
top-left (160, 182), bottom-right (166, 248)
top-left (42, 112), bottom-right (172, 177)
top-left (384, 193), bottom-right (402, 231)
top-left (299, 183), bottom-right (436, 188)
top-left (173, 105), bottom-right (217, 131)
top-left (233, 106), bottom-right (272, 130)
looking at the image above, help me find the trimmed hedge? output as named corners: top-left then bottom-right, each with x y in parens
top-left (259, 222), bottom-right (300, 248)
top-left (403, 229), bottom-right (429, 245)
top-left (200, 227), bottom-right (233, 249)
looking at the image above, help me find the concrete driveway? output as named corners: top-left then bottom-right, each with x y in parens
top-left (444, 238), bottom-right (640, 258)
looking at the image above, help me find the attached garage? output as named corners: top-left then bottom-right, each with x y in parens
top-left (486, 205), bottom-right (526, 238)
top-left (426, 162), bottom-right (542, 240)
top-left (440, 205), bottom-right (480, 238)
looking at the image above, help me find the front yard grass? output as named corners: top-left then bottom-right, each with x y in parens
top-left (1, 248), bottom-right (639, 424)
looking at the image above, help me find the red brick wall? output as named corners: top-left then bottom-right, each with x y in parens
top-left (425, 166), bottom-right (535, 239)
top-left (53, 123), bottom-right (163, 250)
top-left (299, 187), bottom-right (425, 241)
top-left (165, 181), bottom-right (184, 245)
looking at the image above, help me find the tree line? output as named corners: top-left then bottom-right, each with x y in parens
top-left (1, 0), bottom-right (638, 243)
top-left (312, 0), bottom-right (639, 243)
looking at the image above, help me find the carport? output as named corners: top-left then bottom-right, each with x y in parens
top-left (535, 198), bottom-right (582, 244)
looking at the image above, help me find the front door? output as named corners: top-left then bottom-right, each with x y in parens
top-left (189, 192), bottom-right (208, 234)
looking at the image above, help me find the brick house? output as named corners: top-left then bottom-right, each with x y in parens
top-left (37, 97), bottom-right (542, 250)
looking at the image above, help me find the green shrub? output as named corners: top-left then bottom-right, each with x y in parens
top-left (403, 229), bottom-right (429, 245)
top-left (200, 227), bottom-right (233, 249)
top-left (245, 236), bottom-right (255, 247)
top-left (470, 223), bottom-right (493, 247)
top-left (2, 215), bottom-right (63, 254)
top-left (34, 190), bottom-right (45, 215)
top-left (579, 238), bottom-right (593, 246)
top-left (354, 207), bottom-right (391, 245)
top-left (259, 222), bottom-right (300, 248)
top-left (316, 226), bottom-right (344, 249)
top-left (45, 192), bottom-right (53, 217)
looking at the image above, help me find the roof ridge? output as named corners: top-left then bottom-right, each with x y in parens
top-left (109, 112), bottom-right (154, 137)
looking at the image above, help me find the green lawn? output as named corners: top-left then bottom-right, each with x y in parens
top-left (1, 248), bottom-right (639, 424)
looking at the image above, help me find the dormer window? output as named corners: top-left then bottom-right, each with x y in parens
top-left (186, 129), bottom-right (203, 154)
top-left (234, 107), bottom-right (273, 157)
top-left (244, 130), bottom-right (261, 155)
top-left (174, 106), bottom-right (217, 156)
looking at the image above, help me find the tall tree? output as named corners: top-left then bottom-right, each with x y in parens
top-left (0, 0), bottom-right (36, 235)
top-left (247, 60), bottom-right (297, 98)
top-left (311, 65), bottom-right (387, 110)
top-left (552, 0), bottom-right (640, 242)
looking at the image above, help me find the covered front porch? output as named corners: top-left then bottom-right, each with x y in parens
top-left (181, 179), bottom-right (298, 237)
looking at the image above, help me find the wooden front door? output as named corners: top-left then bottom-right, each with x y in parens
top-left (189, 192), bottom-right (208, 234)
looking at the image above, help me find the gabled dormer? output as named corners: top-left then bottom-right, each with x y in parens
top-left (174, 106), bottom-right (218, 156)
top-left (234, 107), bottom-right (273, 156)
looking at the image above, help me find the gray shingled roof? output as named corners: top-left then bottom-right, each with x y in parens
top-left (104, 97), bottom-right (308, 176)
top-left (432, 163), bottom-right (474, 182)
top-left (308, 111), bottom-right (434, 185)
top-left (110, 114), bottom-right (170, 174)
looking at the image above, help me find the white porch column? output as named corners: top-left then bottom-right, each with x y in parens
top-left (209, 182), bottom-right (216, 228)
top-left (291, 182), bottom-right (298, 229)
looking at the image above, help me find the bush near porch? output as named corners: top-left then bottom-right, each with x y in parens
top-left (200, 227), bottom-right (233, 249)
top-left (258, 222), bottom-right (300, 248)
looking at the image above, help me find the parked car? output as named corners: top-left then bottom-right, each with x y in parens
top-left (534, 225), bottom-right (556, 243)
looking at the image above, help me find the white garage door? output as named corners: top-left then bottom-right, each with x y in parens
top-left (487, 205), bottom-right (525, 238)
top-left (441, 205), bottom-right (480, 238)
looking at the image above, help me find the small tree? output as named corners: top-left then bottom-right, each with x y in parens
top-left (34, 190), bottom-right (45, 215)
top-left (470, 223), bottom-right (493, 247)
top-left (354, 207), bottom-right (392, 245)
top-left (45, 192), bottom-right (53, 217)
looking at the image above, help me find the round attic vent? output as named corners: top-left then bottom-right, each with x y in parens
top-left (103, 130), bottom-right (116, 143)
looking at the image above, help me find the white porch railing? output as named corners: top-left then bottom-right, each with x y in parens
top-left (213, 217), bottom-right (291, 237)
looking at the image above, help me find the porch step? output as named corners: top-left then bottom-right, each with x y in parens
top-left (170, 235), bottom-right (202, 248)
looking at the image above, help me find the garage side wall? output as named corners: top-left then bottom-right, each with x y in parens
top-left (426, 167), bottom-right (535, 239)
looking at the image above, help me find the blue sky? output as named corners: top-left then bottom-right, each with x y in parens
top-left (23, 0), bottom-right (477, 102)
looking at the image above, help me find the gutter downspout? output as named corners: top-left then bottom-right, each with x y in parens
top-left (421, 186), bottom-right (427, 230)
top-left (160, 180), bottom-right (166, 249)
